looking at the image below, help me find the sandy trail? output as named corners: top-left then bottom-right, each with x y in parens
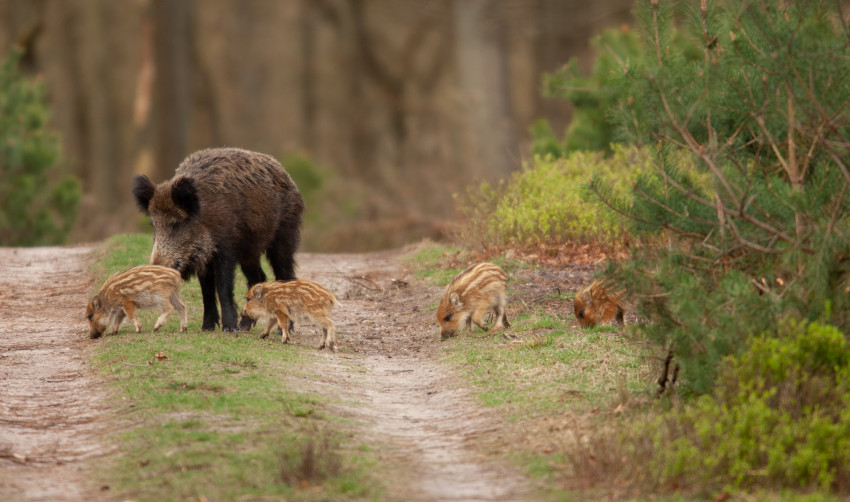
top-left (299, 251), bottom-right (537, 501)
top-left (0, 246), bottom-right (538, 501)
top-left (0, 246), bottom-right (111, 502)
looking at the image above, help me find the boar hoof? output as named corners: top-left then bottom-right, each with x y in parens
top-left (238, 316), bottom-right (255, 332)
top-left (260, 332), bottom-right (269, 339)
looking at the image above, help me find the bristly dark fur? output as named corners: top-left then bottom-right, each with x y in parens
top-left (132, 175), bottom-right (156, 215)
top-left (133, 147), bottom-right (305, 332)
top-left (170, 177), bottom-right (200, 216)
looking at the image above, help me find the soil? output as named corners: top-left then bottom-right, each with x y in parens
top-left (0, 243), bottom-right (599, 501)
top-left (0, 246), bottom-right (112, 501)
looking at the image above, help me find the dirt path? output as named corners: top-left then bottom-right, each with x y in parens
top-left (299, 251), bottom-right (538, 501)
top-left (0, 246), bottom-right (111, 502)
top-left (0, 246), bottom-right (539, 501)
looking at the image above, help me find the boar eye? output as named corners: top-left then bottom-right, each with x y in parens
top-left (443, 314), bottom-right (452, 322)
top-left (578, 310), bottom-right (585, 319)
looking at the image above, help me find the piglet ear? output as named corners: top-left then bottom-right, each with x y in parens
top-left (92, 295), bottom-right (102, 311)
top-left (171, 177), bottom-right (200, 217)
top-left (253, 284), bottom-right (264, 300)
top-left (132, 175), bottom-right (156, 215)
top-left (449, 292), bottom-right (462, 308)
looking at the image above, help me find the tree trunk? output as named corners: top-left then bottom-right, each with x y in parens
top-left (152, 0), bottom-right (191, 180)
top-left (453, 0), bottom-right (518, 180)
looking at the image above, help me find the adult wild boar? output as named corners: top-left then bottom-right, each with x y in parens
top-left (132, 147), bottom-right (304, 332)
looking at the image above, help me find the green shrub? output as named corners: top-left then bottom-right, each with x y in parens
top-left (458, 145), bottom-right (649, 248)
top-left (642, 321), bottom-right (850, 494)
top-left (593, 0), bottom-right (850, 393)
top-left (534, 24), bottom-right (699, 157)
top-left (0, 49), bottom-right (80, 246)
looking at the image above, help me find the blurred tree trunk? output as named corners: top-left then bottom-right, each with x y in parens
top-left (453, 0), bottom-right (518, 180)
top-left (299, 0), bottom-right (318, 153)
top-left (0, 0), bottom-right (634, 249)
top-left (152, 0), bottom-right (191, 180)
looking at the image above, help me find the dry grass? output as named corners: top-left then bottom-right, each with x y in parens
top-left (278, 436), bottom-right (345, 488)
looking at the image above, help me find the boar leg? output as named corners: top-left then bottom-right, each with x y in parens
top-left (319, 319), bottom-right (336, 352)
top-left (198, 268), bottom-right (220, 331)
top-left (260, 317), bottom-right (278, 339)
top-left (470, 305), bottom-right (491, 331)
top-left (265, 243), bottom-right (297, 335)
top-left (275, 313), bottom-right (292, 344)
top-left (123, 301), bottom-right (142, 333)
top-left (238, 260), bottom-right (265, 330)
top-left (215, 258), bottom-right (240, 332)
top-left (266, 226), bottom-right (299, 282)
top-left (153, 302), bottom-right (173, 332)
top-left (171, 292), bottom-right (188, 332)
top-left (110, 310), bottom-right (126, 335)
top-left (492, 296), bottom-right (508, 330)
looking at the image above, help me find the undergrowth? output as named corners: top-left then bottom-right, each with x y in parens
top-left (456, 146), bottom-right (649, 250)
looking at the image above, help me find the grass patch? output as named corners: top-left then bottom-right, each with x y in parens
top-left (441, 304), bottom-right (656, 499)
top-left (444, 310), bottom-right (653, 419)
top-left (91, 234), bottom-right (380, 501)
top-left (403, 240), bottom-right (531, 288)
top-left (403, 241), bottom-right (464, 284)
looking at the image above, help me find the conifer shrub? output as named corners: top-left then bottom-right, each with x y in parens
top-left (533, 24), bottom-right (698, 157)
top-left (0, 49), bottom-right (79, 246)
top-left (591, 0), bottom-right (850, 393)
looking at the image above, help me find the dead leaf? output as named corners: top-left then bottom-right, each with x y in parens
top-left (155, 352), bottom-right (168, 361)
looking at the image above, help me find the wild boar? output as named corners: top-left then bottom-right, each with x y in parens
top-left (437, 262), bottom-right (510, 340)
top-left (240, 279), bottom-right (340, 351)
top-left (132, 147), bottom-right (304, 332)
top-left (573, 280), bottom-right (625, 328)
top-left (85, 265), bottom-right (187, 338)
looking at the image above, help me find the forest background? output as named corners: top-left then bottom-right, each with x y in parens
top-left (0, 0), bottom-right (633, 251)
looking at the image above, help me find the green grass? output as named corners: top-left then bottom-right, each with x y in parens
top-left (443, 310), bottom-right (653, 420)
top-left (403, 240), bottom-right (531, 288)
top-left (91, 234), bottom-right (380, 501)
top-left (439, 305), bottom-right (655, 500)
top-left (403, 241), bottom-right (464, 284)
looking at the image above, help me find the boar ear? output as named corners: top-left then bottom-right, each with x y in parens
top-left (253, 284), bottom-right (264, 299)
top-left (132, 175), bottom-right (156, 215)
top-left (449, 292), bottom-right (462, 309)
top-left (171, 177), bottom-right (200, 217)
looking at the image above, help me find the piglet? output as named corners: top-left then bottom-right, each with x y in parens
top-left (437, 262), bottom-right (510, 340)
top-left (573, 280), bottom-right (625, 328)
top-left (86, 265), bottom-right (187, 338)
top-left (240, 279), bottom-right (340, 351)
